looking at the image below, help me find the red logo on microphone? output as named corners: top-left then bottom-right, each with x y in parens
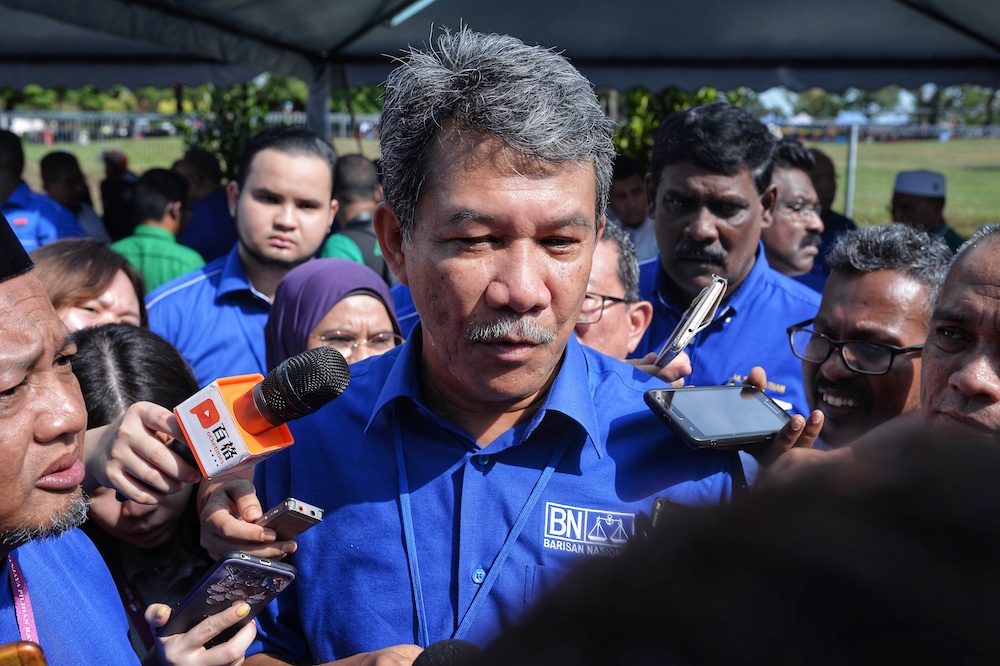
top-left (191, 399), bottom-right (220, 429)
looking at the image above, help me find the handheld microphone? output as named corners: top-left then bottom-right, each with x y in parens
top-left (175, 347), bottom-right (350, 478)
top-left (412, 639), bottom-right (482, 666)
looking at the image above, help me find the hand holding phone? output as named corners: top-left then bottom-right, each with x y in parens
top-left (655, 275), bottom-right (728, 367)
top-left (156, 552), bottom-right (296, 647)
top-left (645, 385), bottom-right (790, 449)
top-left (254, 497), bottom-right (324, 540)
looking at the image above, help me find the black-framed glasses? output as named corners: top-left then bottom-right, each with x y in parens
top-left (777, 198), bottom-right (823, 221)
top-left (313, 331), bottom-right (404, 359)
top-left (577, 292), bottom-right (628, 324)
top-left (786, 319), bottom-right (922, 375)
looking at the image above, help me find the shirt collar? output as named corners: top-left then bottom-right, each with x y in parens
top-left (132, 224), bottom-right (175, 241)
top-left (6, 181), bottom-right (32, 208)
top-left (217, 244), bottom-right (269, 302)
top-left (367, 328), bottom-right (603, 455)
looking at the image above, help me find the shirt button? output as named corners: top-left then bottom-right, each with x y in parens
top-left (724, 317), bottom-right (732, 324)
top-left (472, 567), bottom-right (487, 584)
top-left (474, 454), bottom-right (490, 467)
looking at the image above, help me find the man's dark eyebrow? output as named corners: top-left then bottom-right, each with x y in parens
top-left (931, 309), bottom-right (964, 324)
top-left (250, 187), bottom-right (323, 206)
top-left (442, 209), bottom-right (497, 228)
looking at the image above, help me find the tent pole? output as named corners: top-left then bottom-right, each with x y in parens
top-left (844, 124), bottom-right (859, 218)
top-left (307, 62), bottom-right (332, 144)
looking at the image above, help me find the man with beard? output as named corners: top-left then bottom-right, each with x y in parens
top-left (198, 29), bottom-right (777, 666)
top-left (632, 102), bottom-right (820, 417)
top-left (789, 224), bottom-right (951, 448)
top-left (761, 137), bottom-right (826, 292)
top-left (146, 127), bottom-right (338, 386)
top-left (0, 212), bottom-right (254, 663)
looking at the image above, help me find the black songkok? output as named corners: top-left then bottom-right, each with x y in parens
top-left (0, 212), bottom-right (33, 282)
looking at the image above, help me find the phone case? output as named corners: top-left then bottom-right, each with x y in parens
top-left (156, 552), bottom-right (296, 647)
top-left (645, 385), bottom-right (790, 449)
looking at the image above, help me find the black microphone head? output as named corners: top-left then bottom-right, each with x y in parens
top-left (258, 346), bottom-right (351, 423)
top-left (413, 639), bottom-right (482, 666)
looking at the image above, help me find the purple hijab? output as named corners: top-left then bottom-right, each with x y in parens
top-left (264, 258), bottom-right (399, 370)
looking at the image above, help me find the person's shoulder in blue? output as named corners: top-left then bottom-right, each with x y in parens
top-left (3, 530), bottom-right (138, 664)
top-left (3, 181), bottom-right (85, 253)
top-left (146, 245), bottom-right (269, 386)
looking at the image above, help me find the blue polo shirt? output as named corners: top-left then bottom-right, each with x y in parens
top-left (0, 529), bottom-right (138, 664)
top-left (249, 334), bottom-right (740, 662)
top-left (632, 244), bottom-right (820, 417)
top-left (146, 245), bottom-right (269, 387)
top-left (3, 181), bottom-right (85, 253)
top-left (392, 283), bottom-right (419, 337)
top-left (178, 188), bottom-right (238, 263)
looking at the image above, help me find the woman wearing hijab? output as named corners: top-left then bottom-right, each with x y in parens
top-left (265, 258), bottom-right (403, 369)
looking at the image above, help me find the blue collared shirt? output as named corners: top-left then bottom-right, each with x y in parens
top-left (146, 245), bottom-right (269, 386)
top-left (632, 244), bottom-right (820, 417)
top-left (177, 188), bottom-right (238, 263)
top-left (0, 530), bottom-right (138, 664)
top-left (250, 334), bottom-right (740, 662)
top-left (2, 181), bottom-right (85, 253)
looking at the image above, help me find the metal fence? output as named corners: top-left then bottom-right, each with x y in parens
top-left (0, 110), bottom-right (381, 144)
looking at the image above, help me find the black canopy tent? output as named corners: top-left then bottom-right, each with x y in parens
top-left (0, 0), bottom-right (996, 214)
top-left (0, 0), bottom-right (997, 118)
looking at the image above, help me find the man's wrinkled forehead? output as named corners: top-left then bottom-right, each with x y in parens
top-left (934, 238), bottom-right (1000, 318)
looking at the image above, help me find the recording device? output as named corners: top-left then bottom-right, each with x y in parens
top-left (645, 385), bottom-right (790, 449)
top-left (654, 275), bottom-right (728, 367)
top-left (255, 497), bottom-right (324, 540)
top-left (174, 347), bottom-right (351, 478)
top-left (156, 552), bottom-right (297, 648)
top-left (411, 639), bottom-right (482, 665)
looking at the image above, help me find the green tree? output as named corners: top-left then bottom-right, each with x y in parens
top-left (182, 82), bottom-right (270, 181)
top-left (612, 86), bottom-right (722, 167)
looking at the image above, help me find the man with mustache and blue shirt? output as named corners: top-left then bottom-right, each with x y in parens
top-left (632, 103), bottom-right (820, 419)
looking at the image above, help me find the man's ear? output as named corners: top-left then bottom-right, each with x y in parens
top-left (226, 181), bottom-right (239, 218)
top-left (374, 202), bottom-right (408, 286)
top-left (759, 183), bottom-right (777, 230)
top-left (626, 299), bottom-right (654, 355)
top-left (327, 198), bottom-right (339, 237)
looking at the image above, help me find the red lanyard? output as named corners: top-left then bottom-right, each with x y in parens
top-left (7, 554), bottom-right (38, 644)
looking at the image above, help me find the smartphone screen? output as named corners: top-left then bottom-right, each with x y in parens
top-left (645, 386), bottom-right (790, 448)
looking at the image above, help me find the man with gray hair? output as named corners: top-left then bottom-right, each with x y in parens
top-left (204, 28), bottom-right (747, 665)
top-left (787, 223), bottom-right (951, 447)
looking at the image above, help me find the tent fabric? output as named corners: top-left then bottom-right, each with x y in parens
top-left (0, 0), bottom-right (998, 91)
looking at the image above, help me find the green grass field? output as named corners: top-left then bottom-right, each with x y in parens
top-left (20, 136), bottom-right (378, 214)
top-left (20, 135), bottom-right (1000, 235)
top-left (804, 138), bottom-right (1000, 237)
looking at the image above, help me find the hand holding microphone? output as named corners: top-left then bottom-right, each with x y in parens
top-left (86, 347), bottom-right (350, 504)
top-left (176, 346), bottom-right (351, 478)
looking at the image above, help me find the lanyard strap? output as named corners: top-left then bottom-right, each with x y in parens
top-left (7, 554), bottom-right (37, 644)
top-left (393, 408), bottom-right (573, 645)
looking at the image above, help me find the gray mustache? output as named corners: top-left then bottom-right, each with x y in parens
top-left (468, 315), bottom-right (557, 344)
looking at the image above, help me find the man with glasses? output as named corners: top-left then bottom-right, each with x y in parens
top-left (787, 224), bottom-right (951, 447)
top-left (761, 137), bottom-right (826, 292)
top-left (574, 222), bottom-right (654, 361)
top-left (633, 102), bottom-right (820, 417)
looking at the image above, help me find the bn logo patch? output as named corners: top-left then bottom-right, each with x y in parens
top-left (543, 502), bottom-right (634, 557)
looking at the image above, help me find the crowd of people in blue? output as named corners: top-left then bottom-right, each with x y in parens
top-left (0, 26), bottom-right (998, 666)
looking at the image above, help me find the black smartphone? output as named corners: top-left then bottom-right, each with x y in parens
top-left (645, 385), bottom-right (790, 449)
top-left (156, 552), bottom-right (296, 647)
top-left (254, 497), bottom-right (324, 540)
